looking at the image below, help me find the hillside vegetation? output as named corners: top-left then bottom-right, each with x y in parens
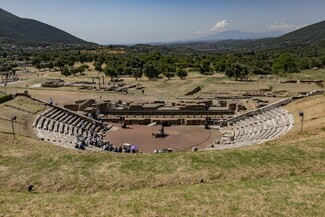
top-left (0, 95), bottom-right (324, 216)
top-left (0, 8), bottom-right (93, 47)
top-left (273, 20), bottom-right (325, 47)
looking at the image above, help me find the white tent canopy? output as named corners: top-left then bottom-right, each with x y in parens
top-left (148, 122), bottom-right (157, 127)
top-left (123, 143), bottom-right (131, 147)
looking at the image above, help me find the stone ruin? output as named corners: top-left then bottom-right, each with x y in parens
top-left (94, 99), bottom-right (248, 125)
top-left (185, 86), bottom-right (201, 96)
top-left (72, 78), bottom-right (143, 92)
top-left (64, 99), bottom-right (95, 112)
top-left (41, 79), bottom-right (65, 88)
top-left (0, 71), bottom-right (18, 83)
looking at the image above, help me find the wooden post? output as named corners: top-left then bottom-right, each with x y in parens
top-left (11, 116), bottom-right (16, 139)
top-left (299, 112), bottom-right (304, 133)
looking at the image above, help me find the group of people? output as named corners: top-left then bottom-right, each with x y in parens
top-left (75, 132), bottom-right (139, 154)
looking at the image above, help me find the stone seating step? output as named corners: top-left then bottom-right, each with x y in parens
top-left (63, 115), bottom-right (74, 124)
top-left (278, 107), bottom-right (288, 116)
top-left (278, 125), bottom-right (288, 137)
top-left (282, 115), bottom-right (290, 126)
top-left (57, 113), bottom-right (69, 123)
top-left (53, 121), bottom-right (60, 132)
top-left (74, 126), bottom-right (79, 137)
top-left (48, 109), bottom-right (62, 119)
top-left (69, 125), bottom-right (75, 136)
top-left (43, 118), bottom-right (51, 130)
top-left (269, 126), bottom-right (280, 138)
top-left (273, 127), bottom-right (283, 138)
top-left (67, 116), bottom-right (78, 125)
top-left (59, 122), bottom-right (65, 133)
top-left (233, 128), bottom-right (239, 139)
top-left (54, 111), bottom-right (66, 121)
top-left (64, 124), bottom-right (69, 134)
top-left (37, 117), bottom-right (45, 129)
top-left (72, 118), bottom-right (82, 127)
top-left (95, 126), bottom-right (101, 133)
top-left (48, 119), bottom-right (55, 131)
top-left (33, 117), bottom-right (39, 128)
top-left (44, 107), bottom-right (57, 118)
top-left (85, 122), bottom-right (92, 130)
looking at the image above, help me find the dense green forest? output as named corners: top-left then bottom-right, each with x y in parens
top-left (1, 43), bottom-right (324, 82)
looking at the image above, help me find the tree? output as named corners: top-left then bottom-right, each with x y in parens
top-left (61, 67), bottom-right (71, 76)
top-left (225, 63), bottom-right (249, 80)
top-left (199, 61), bottom-right (211, 75)
top-left (79, 53), bottom-right (88, 63)
top-left (105, 67), bottom-right (118, 81)
top-left (176, 68), bottom-right (188, 79)
top-left (132, 68), bottom-right (143, 80)
top-left (55, 58), bottom-right (65, 71)
top-left (70, 68), bottom-right (78, 76)
top-left (124, 67), bottom-right (132, 76)
top-left (94, 62), bottom-right (103, 72)
top-left (299, 57), bottom-right (311, 70)
top-left (116, 66), bottom-right (124, 75)
top-left (35, 63), bottom-right (42, 72)
top-left (77, 64), bottom-right (89, 74)
top-left (47, 62), bottom-right (54, 72)
top-left (143, 63), bottom-right (160, 79)
top-left (214, 59), bottom-right (229, 73)
top-left (164, 71), bottom-right (175, 80)
top-left (272, 53), bottom-right (299, 73)
top-left (67, 61), bottom-right (75, 67)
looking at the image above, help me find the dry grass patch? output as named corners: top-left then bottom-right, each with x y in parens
top-left (0, 174), bottom-right (324, 216)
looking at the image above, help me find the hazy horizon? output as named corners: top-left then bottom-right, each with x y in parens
top-left (0, 0), bottom-right (324, 45)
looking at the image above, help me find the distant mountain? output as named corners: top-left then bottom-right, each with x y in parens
top-left (167, 20), bottom-right (325, 52)
top-left (0, 8), bottom-right (95, 47)
top-left (195, 30), bottom-right (283, 41)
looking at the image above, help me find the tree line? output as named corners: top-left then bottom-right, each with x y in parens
top-left (1, 45), bottom-right (325, 81)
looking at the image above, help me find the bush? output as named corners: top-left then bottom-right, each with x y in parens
top-left (0, 94), bottom-right (13, 103)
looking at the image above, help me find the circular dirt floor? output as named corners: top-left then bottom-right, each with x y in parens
top-left (104, 124), bottom-right (222, 153)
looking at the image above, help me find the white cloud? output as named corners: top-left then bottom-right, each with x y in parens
top-left (210, 19), bottom-right (228, 32)
top-left (195, 30), bottom-right (209, 35)
top-left (267, 22), bottom-right (308, 31)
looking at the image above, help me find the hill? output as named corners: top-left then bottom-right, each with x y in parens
top-left (0, 94), bottom-right (325, 216)
top-left (272, 20), bottom-right (325, 47)
top-left (0, 8), bottom-right (94, 47)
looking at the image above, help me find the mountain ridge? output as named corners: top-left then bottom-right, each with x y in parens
top-left (0, 8), bottom-right (95, 47)
top-left (165, 20), bottom-right (325, 52)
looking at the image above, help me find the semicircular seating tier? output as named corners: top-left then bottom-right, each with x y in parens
top-left (209, 107), bottom-right (295, 149)
top-left (33, 106), bottom-right (107, 150)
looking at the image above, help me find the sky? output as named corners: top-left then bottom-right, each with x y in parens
top-left (0, 0), bottom-right (324, 44)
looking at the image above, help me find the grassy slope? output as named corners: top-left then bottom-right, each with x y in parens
top-left (0, 95), bottom-right (325, 216)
